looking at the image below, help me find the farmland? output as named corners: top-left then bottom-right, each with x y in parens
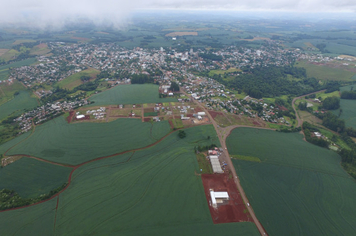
top-left (0, 157), bottom-right (71, 198)
top-left (0, 90), bottom-right (38, 121)
top-left (333, 85), bottom-right (356, 129)
top-left (90, 84), bottom-right (177, 105)
top-left (7, 117), bottom-right (172, 165)
top-left (295, 60), bottom-right (356, 81)
top-left (0, 125), bottom-right (258, 236)
top-left (56, 68), bottom-right (100, 90)
top-left (227, 128), bottom-right (356, 236)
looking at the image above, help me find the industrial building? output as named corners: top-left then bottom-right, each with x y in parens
top-left (209, 155), bottom-right (224, 173)
top-left (210, 190), bottom-right (229, 208)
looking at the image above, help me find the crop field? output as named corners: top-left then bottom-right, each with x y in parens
top-left (56, 68), bottom-right (100, 90)
top-left (0, 157), bottom-right (71, 198)
top-left (0, 49), bottom-right (20, 61)
top-left (227, 128), bottom-right (356, 236)
top-left (295, 60), bottom-right (355, 81)
top-left (90, 84), bottom-right (177, 106)
top-left (7, 117), bottom-right (172, 165)
top-left (333, 85), bottom-right (356, 129)
top-left (0, 90), bottom-right (38, 121)
top-left (0, 125), bottom-right (258, 236)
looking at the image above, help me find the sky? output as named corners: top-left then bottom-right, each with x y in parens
top-left (0, 0), bottom-right (355, 28)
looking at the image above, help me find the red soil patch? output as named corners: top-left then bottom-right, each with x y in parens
top-left (144, 117), bottom-right (151, 122)
top-left (66, 111), bottom-right (75, 123)
top-left (195, 106), bottom-right (203, 112)
top-left (37, 43), bottom-right (47, 49)
top-left (186, 114), bottom-right (194, 117)
top-left (144, 108), bottom-right (154, 113)
top-left (168, 120), bottom-right (174, 129)
top-left (277, 105), bottom-right (288, 111)
top-left (253, 121), bottom-right (260, 126)
top-left (209, 111), bottom-right (222, 119)
top-left (174, 115), bottom-right (181, 119)
top-left (201, 174), bottom-right (252, 224)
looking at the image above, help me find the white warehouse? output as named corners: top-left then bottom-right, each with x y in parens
top-left (210, 190), bottom-right (229, 208)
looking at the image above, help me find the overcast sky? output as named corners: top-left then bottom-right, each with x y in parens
top-left (0, 0), bottom-right (355, 28)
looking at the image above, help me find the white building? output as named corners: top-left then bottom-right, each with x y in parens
top-left (210, 190), bottom-right (229, 208)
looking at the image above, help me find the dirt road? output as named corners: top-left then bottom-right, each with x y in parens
top-left (292, 90), bottom-right (326, 127)
top-left (181, 89), bottom-right (268, 236)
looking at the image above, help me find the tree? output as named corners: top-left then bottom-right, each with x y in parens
top-left (322, 97), bottom-right (340, 110)
top-left (178, 130), bottom-right (186, 139)
top-left (170, 82), bottom-right (180, 92)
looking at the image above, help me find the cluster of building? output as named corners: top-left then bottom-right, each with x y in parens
top-left (13, 99), bottom-right (88, 133)
top-left (84, 107), bottom-right (106, 120)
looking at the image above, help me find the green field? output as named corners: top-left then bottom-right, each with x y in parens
top-left (333, 85), bottom-right (356, 129)
top-left (227, 128), bottom-right (356, 236)
top-left (208, 68), bottom-right (241, 77)
top-left (0, 90), bottom-right (38, 120)
top-left (295, 60), bottom-right (355, 81)
top-left (56, 68), bottom-right (100, 90)
top-left (7, 117), bottom-right (172, 165)
top-left (0, 125), bottom-right (258, 236)
top-left (89, 84), bottom-right (178, 105)
top-left (0, 157), bottom-right (71, 198)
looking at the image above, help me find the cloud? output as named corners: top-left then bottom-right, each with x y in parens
top-left (0, 0), bottom-right (355, 29)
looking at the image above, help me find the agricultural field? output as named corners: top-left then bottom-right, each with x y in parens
top-left (227, 128), bottom-right (356, 236)
top-left (333, 85), bottom-right (356, 129)
top-left (56, 68), bottom-right (100, 90)
top-left (0, 49), bottom-right (20, 61)
top-left (0, 125), bottom-right (259, 236)
top-left (7, 117), bottom-right (172, 165)
top-left (89, 84), bottom-right (177, 106)
top-left (0, 157), bottom-right (71, 198)
top-left (295, 60), bottom-right (356, 81)
top-left (29, 43), bottom-right (51, 56)
top-left (0, 90), bottom-right (38, 121)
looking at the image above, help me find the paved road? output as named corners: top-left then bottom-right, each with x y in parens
top-left (182, 89), bottom-right (268, 236)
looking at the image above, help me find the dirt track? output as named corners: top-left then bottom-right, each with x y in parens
top-left (292, 89), bottom-right (326, 127)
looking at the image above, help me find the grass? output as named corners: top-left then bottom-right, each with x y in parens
top-left (0, 157), bottom-right (71, 198)
top-left (315, 90), bottom-right (340, 100)
top-left (0, 125), bottom-right (258, 236)
top-left (89, 84), bottom-right (178, 106)
top-left (0, 90), bottom-right (38, 121)
top-left (196, 153), bottom-right (213, 174)
top-left (208, 68), bottom-right (241, 76)
top-left (56, 68), bottom-right (100, 90)
top-left (295, 60), bottom-right (355, 81)
top-left (7, 117), bottom-right (172, 165)
top-left (332, 85), bottom-right (356, 129)
top-left (214, 114), bottom-right (231, 127)
top-left (227, 128), bottom-right (356, 236)
top-left (144, 112), bottom-right (158, 117)
top-left (171, 119), bottom-right (184, 129)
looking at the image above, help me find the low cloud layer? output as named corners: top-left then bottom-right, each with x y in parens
top-left (0, 0), bottom-right (355, 29)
